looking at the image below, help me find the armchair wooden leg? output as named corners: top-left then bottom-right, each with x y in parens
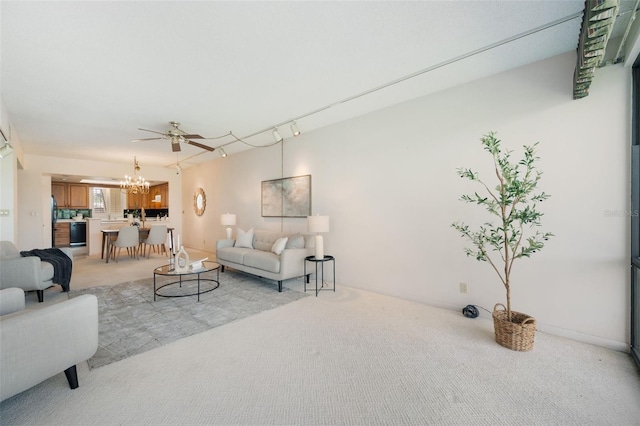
top-left (64, 365), bottom-right (79, 389)
top-left (36, 290), bottom-right (44, 303)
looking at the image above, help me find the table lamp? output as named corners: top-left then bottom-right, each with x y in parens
top-left (307, 214), bottom-right (329, 259)
top-left (221, 213), bottom-right (236, 239)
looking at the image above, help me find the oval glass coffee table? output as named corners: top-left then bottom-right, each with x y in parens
top-left (153, 261), bottom-right (220, 302)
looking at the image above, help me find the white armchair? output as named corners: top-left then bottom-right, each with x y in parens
top-left (0, 288), bottom-right (98, 402)
top-left (0, 241), bottom-right (73, 302)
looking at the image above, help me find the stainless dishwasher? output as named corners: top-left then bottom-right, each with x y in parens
top-left (69, 222), bottom-right (87, 246)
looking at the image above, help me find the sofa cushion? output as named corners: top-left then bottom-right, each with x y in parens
top-left (285, 234), bottom-right (305, 249)
top-left (243, 251), bottom-right (280, 273)
top-left (253, 230), bottom-right (288, 251)
top-left (41, 262), bottom-right (55, 282)
top-left (235, 228), bottom-right (254, 249)
top-left (271, 237), bottom-right (288, 255)
top-left (0, 241), bottom-right (20, 260)
top-left (217, 247), bottom-right (254, 264)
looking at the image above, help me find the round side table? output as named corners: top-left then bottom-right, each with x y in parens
top-left (304, 255), bottom-right (335, 296)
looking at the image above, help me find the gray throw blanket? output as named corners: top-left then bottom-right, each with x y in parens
top-left (20, 248), bottom-right (72, 292)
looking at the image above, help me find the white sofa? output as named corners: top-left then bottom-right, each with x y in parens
top-left (0, 288), bottom-right (99, 402)
top-left (0, 241), bottom-right (73, 302)
top-left (216, 229), bottom-right (314, 292)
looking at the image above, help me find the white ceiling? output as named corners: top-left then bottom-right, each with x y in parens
top-left (0, 1), bottom-right (632, 172)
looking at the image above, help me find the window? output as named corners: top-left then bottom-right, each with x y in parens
top-left (92, 188), bottom-right (106, 213)
top-left (631, 62), bottom-right (639, 368)
top-left (90, 187), bottom-right (126, 217)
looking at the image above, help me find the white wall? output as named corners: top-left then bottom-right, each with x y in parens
top-left (16, 154), bottom-right (183, 250)
top-left (182, 52), bottom-right (632, 350)
top-left (0, 98), bottom-right (25, 243)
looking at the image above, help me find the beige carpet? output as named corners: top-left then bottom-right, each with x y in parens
top-left (2, 249), bottom-right (640, 425)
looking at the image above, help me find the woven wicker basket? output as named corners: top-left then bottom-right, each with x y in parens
top-left (492, 303), bottom-right (536, 351)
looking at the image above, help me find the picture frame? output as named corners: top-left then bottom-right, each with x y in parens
top-left (261, 175), bottom-right (311, 218)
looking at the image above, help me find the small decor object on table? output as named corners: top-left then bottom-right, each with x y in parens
top-left (304, 255), bottom-right (335, 297)
top-left (452, 131), bottom-right (553, 351)
top-left (175, 237), bottom-right (190, 273)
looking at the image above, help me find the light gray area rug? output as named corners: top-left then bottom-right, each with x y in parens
top-left (71, 270), bottom-right (308, 369)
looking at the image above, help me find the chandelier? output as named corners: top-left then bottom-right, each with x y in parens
top-left (120, 156), bottom-right (149, 194)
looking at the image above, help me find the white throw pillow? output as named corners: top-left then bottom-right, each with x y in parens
top-left (235, 228), bottom-right (254, 248)
top-left (271, 237), bottom-right (288, 255)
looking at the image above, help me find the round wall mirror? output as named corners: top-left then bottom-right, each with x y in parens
top-left (194, 187), bottom-right (206, 216)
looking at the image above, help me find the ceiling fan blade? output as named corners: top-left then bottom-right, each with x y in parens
top-left (138, 128), bottom-right (168, 136)
top-left (185, 139), bottom-right (215, 152)
top-left (131, 137), bottom-right (162, 142)
top-left (181, 134), bottom-right (204, 139)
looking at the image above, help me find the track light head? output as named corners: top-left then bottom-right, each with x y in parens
top-left (290, 121), bottom-right (301, 137)
top-left (0, 143), bottom-right (12, 158)
top-left (219, 147), bottom-right (227, 158)
top-left (272, 128), bottom-right (283, 143)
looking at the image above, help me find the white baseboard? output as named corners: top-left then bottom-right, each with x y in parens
top-left (339, 287), bottom-right (631, 353)
top-left (534, 323), bottom-right (629, 353)
top-left (430, 301), bottom-right (630, 353)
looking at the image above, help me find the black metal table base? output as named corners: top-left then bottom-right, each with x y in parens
top-left (304, 255), bottom-right (335, 296)
top-left (154, 267), bottom-right (220, 302)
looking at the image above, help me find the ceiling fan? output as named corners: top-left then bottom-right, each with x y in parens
top-left (132, 121), bottom-right (215, 152)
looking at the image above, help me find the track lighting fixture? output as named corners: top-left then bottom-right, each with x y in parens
top-left (219, 147), bottom-right (227, 157)
top-left (290, 121), bottom-right (301, 137)
top-left (0, 143), bottom-right (13, 158)
top-left (272, 128), bottom-right (283, 143)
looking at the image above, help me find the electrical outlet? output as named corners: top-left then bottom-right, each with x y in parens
top-left (459, 282), bottom-right (468, 293)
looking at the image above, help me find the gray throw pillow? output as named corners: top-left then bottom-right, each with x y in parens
top-left (285, 234), bottom-right (305, 249)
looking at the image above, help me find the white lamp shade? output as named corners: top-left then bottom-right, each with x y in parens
top-left (307, 215), bottom-right (329, 233)
top-left (221, 213), bottom-right (236, 226)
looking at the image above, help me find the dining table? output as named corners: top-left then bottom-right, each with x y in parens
top-left (101, 226), bottom-right (175, 263)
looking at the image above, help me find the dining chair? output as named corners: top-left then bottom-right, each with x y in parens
top-left (110, 226), bottom-right (140, 262)
top-left (140, 225), bottom-right (168, 259)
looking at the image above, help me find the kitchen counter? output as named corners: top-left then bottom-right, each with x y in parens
top-left (56, 219), bottom-right (87, 223)
top-left (87, 218), bottom-right (172, 256)
top-left (99, 218), bottom-right (170, 224)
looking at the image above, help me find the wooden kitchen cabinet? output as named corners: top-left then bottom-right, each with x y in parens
top-left (53, 222), bottom-right (70, 247)
top-left (127, 192), bottom-right (149, 209)
top-left (128, 183), bottom-right (168, 209)
top-left (69, 184), bottom-right (89, 208)
top-left (149, 183), bottom-right (169, 208)
top-left (51, 183), bottom-right (89, 208)
top-left (51, 183), bottom-right (67, 207)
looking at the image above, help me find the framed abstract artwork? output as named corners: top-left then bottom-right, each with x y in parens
top-left (261, 175), bottom-right (311, 217)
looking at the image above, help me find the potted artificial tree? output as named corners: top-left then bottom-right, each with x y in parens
top-left (452, 132), bottom-right (553, 351)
